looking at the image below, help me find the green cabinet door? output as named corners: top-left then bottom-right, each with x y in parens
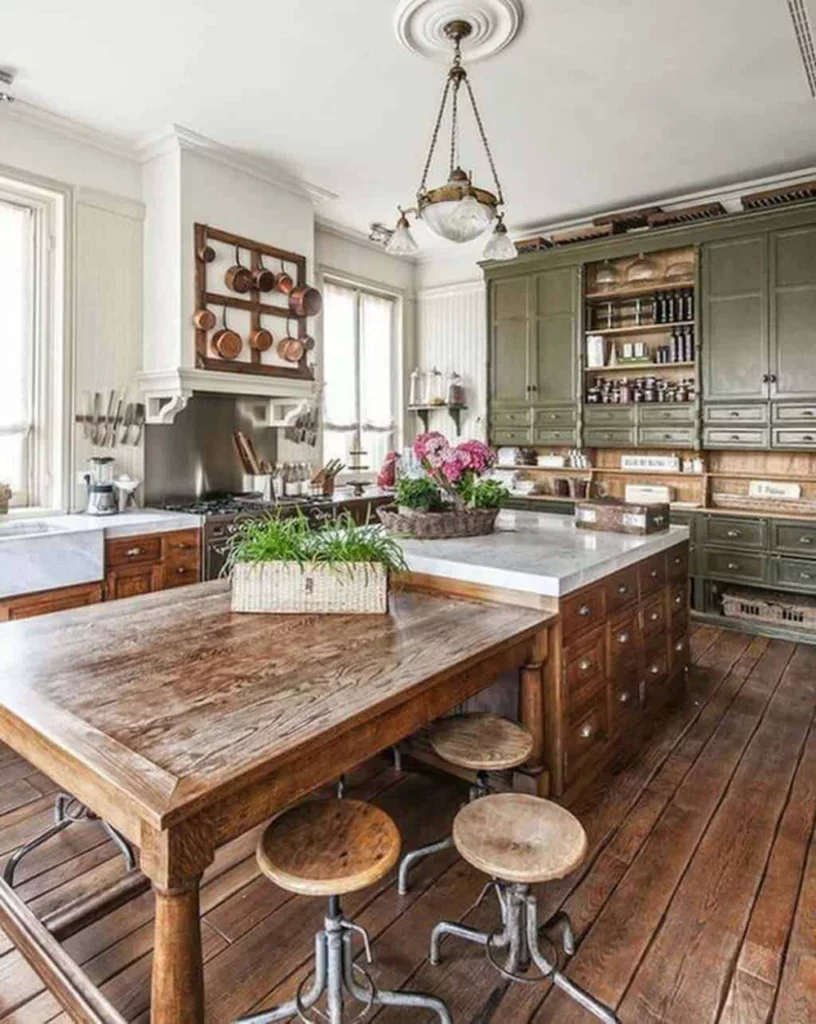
top-left (769, 226), bottom-right (816, 400)
top-left (489, 275), bottom-right (530, 406)
top-left (702, 235), bottom-right (768, 402)
top-left (531, 266), bottom-right (579, 406)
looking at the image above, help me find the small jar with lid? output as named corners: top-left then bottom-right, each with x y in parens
top-left (447, 372), bottom-right (465, 407)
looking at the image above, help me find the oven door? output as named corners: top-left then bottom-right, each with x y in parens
top-left (204, 521), bottom-right (236, 581)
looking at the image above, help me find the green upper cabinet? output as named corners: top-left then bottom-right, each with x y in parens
top-left (702, 235), bottom-right (768, 402)
top-left (488, 275), bottom-right (530, 407)
top-left (769, 226), bottom-right (816, 400)
top-left (531, 266), bottom-right (579, 406)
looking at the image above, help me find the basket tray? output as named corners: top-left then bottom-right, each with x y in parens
top-left (231, 561), bottom-right (388, 614)
top-left (377, 505), bottom-right (499, 540)
top-left (721, 585), bottom-right (816, 630)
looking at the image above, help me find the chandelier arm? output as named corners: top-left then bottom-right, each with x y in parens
top-left (417, 76), bottom-right (453, 200)
top-left (463, 76), bottom-right (505, 206)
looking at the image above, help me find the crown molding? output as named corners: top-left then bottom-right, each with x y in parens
top-left (138, 124), bottom-right (338, 205)
top-left (1, 99), bottom-right (138, 161)
top-left (314, 214), bottom-right (421, 261)
top-left (417, 278), bottom-right (484, 299)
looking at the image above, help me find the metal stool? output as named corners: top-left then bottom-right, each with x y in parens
top-left (397, 713), bottom-right (533, 894)
top-left (3, 792), bottom-right (136, 887)
top-left (237, 798), bottom-right (451, 1023)
top-left (430, 792), bottom-right (621, 1024)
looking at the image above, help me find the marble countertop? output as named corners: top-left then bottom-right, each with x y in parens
top-left (398, 510), bottom-right (690, 598)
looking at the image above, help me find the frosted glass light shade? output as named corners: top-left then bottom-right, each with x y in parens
top-left (421, 196), bottom-right (495, 242)
top-left (483, 221), bottom-right (517, 261)
top-left (385, 220), bottom-right (419, 255)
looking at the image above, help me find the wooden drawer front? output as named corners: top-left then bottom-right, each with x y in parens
top-left (773, 428), bottom-right (816, 449)
top-left (670, 633), bottom-right (689, 673)
top-left (584, 427), bottom-right (636, 448)
top-left (612, 664), bottom-right (641, 732)
top-left (771, 556), bottom-right (816, 593)
top-left (643, 636), bottom-right (669, 688)
top-left (704, 403), bottom-right (769, 425)
top-left (672, 609), bottom-right (689, 640)
top-left (669, 581), bottom-right (688, 618)
top-left (492, 407), bottom-right (532, 428)
top-left (490, 426), bottom-right (531, 446)
top-left (641, 593), bottom-right (667, 640)
top-left (700, 548), bottom-right (767, 584)
top-left (608, 610), bottom-right (640, 671)
top-left (667, 544), bottom-right (689, 581)
top-left (703, 427), bottom-right (769, 449)
top-left (562, 584), bottom-right (605, 642)
top-left (565, 698), bottom-right (609, 779)
top-left (532, 428), bottom-right (579, 447)
top-left (162, 563), bottom-right (201, 589)
top-left (106, 535), bottom-right (162, 568)
top-left (162, 529), bottom-right (200, 565)
top-left (639, 404), bottom-right (697, 424)
top-left (700, 515), bottom-right (766, 549)
top-left (637, 426), bottom-right (696, 449)
top-left (639, 553), bottom-right (666, 597)
top-left (606, 566), bottom-right (638, 615)
top-left (772, 521), bottom-right (816, 555)
top-left (584, 405), bottom-right (635, 425)
top-left (773, 403), bottom-right (816, 423)
top-left (534, 406), bottom-right (577, 427)
top-left (0, 582), bottom-right (103, 622)
top-left (564, 631), bottom-right (606, 710)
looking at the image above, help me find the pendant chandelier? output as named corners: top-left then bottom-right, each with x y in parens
top-left (385, 19), bottom-right (517, 261)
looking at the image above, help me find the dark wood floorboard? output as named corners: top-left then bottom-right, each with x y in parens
top-left (0, 626), bottom-right (814, 1024)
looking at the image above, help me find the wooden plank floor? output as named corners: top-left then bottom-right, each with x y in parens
top-left (0, 625), bottom-right (814, 1023)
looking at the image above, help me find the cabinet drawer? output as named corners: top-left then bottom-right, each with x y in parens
top-left (608, 609), bottom-right (640, 671)
top-left (564, 630), bottom-right (606, 710)
top-left (771, 556), bottom-right (816, 592)
top-left (771, 521), bottom-right (816, 555)
top-left (773, 403), bottom-right (816, 423)
top-left (106, 535), bottom-right (162, 568)
top-left (643, 636), bottom-right (669, 688)
top-left (639, 553), bottom-right (666, 596)
top-left (700, 548), bottom-right (767, 583)
top-left (639, 404), bottom-right (697, 424)
top-left (489, 427), bottom-right (531, 446)
top-left (584, 427), bottom-right (636, 448)
top-left (491, 408), bottom-right (532, 428)
top-left (565, 698), bottom-right (609, 779)
top-left (641, 593), bottom-right (667, 640)
top-left (162, 563), bottom-right (200, 589)
top-left (584, 405), bottom-right (635, 425)
top-left (532, 428), bottom-right (578, 447)
top-left (669, 581), bottom-right (688, 618)
top-left (637, 426), bottom-right (696, 448)
top-left (562, 584), bottom-right (605, 642)
top-left (612, 663), bottom-right (641, 733)
top-left (162, 530), bottom-right (201, 565)
top-left (668, 545), bottom-right (689, 581)
top-left (700, 515), bottom-right (766, 549)
top-left (669, 633), bottom-right (689, 672)
top-left (704, 427), bottom-right (769, 449)
top-left (704, 403), bottom-right (769, 425)
top-left (533, 406), bottom-right (577, 426)
top-left (772, 428), bottom-right (816, 449)
top-left (605, 565), bottom-right (638, 615)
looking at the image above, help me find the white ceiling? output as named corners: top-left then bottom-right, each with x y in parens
top-left (3, 0), bottom-right (816, 246)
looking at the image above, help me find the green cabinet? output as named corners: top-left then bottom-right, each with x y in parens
top-left (769, 226), bottom-right (816, 400)
top-left (531, 267), bottom-right (579, 406)
top-left (488, 276), bottom-right (530, 408)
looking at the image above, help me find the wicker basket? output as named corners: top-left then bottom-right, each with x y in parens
top-left (712, 492), bottom-right (816, 516)
top-left (231, 561), bottom-right (388, 614)
top-left (721, 586), bottom-right (816, 629)
top-left (377, 504), bottom-right (499, 539)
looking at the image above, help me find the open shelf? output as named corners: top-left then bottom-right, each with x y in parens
top-left (585, 279), bottom-right (695, 302)
top-left (585, 361), bottom-right (696, 374)
top-left (501, 466), bottom-right (591, 475)
top-left (408, 404), bottom-right (467, 437)
top-left (585, 321), bottom-right (694, 338)
top-left (593, 468), bottom-right (704, 479)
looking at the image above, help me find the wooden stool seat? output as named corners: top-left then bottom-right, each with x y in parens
top-left (429, 713), bottom-right (534, 771)
top-left (452, 793), bottom-right (587, 884)
top-left (257, 799), bottom-right (400, 897)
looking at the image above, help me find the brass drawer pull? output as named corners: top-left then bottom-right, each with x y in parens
top-left (650, 569), bottom-right (659, 578)
top-left (649, 611), bottom-right (660, 621)
top-left (800, 571), bottom-right (813, 580)
top-left (675, 640), bottom-right (684, 652)
top-left (675, 594), bottom-right (683, 605)
top-left (618, 690), bottom-right (631, 704)
top-left (617, 631), bottom-right (630, 644)
top-left (579, 723), bottom-right (594, 740)
top-left (578, 604), bottom-right (592, 617)
top-left (618, 583), bottom-right (629, 594)
top-left (800, 536), bottom-right (813, 544)
top-left (578, 658), bottom-right (593, 672)
top-left (727, 561), bottom-right (741, 570)
top-left (725, 529), bottom-right (740, 538)
top-left (804, 435), bottom-right (815, 442)
top-left (176, 567), bottom-right (190, 575)
top-left (730, 434), bottom-right (741, 441)
top-left (650, 663), bottom-right (661, 675)
top-left (804, 410), bottom-right (815, 417)
top-left (126, 547), bottom-right (144, 557)
top-left (728, 410), bottom-right (740, 417)
top-left (673, 555), bottom-right (682, 564)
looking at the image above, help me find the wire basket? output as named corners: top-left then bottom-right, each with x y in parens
top-left (721, 586), bottom-right (816, 629)
top-left (231, 561), bottom-right (388, 614)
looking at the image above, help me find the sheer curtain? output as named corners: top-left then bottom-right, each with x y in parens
top-left (0, 202), bottom-right (33, 506)
top-left (323, 280), bottom-right (396, 474)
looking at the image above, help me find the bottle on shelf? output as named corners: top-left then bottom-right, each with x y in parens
top-left (408, 368), bottom-right (423, 407)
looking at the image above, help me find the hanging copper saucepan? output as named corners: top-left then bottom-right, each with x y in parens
top-left (211, 307), bottom-right (243, 360)
top-left (197, 244), bottom-right (216, 263)
top-left (250, 255), bottom-right (277, 293)
top-left (288, 285), bottom-right (323, 318)
top-left (225, 246), bottom-right (253, 294)
top-left (249, 324), bottom-right (274, 352)
top-left (275, 261), bottom-right (294, 295)
top-left (277, 320), bottom-right (305, 363)
top-left (192, 308), bottom-right (217, 330)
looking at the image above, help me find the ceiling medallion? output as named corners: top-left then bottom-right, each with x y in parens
top-left (381, 14), bottom-right (518, 261)
top-left (394, 0), bottom-right (523, 62)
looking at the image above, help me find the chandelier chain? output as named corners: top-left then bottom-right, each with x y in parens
top-left (418, 75), bottom-right (453, 199)
top-left (450, 75), bottom-right (460, 174)
top-left (463, 76), bottom-right (504, 205)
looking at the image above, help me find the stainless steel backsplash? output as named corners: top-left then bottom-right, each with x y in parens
top-left (144, 393), bottom-right (280, 502)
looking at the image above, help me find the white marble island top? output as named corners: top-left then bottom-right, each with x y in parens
top-left (398, 510), bottom-right (689, 598)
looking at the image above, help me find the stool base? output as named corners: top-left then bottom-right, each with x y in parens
top-left (430, 882), bottom-right (620, 1024)
top-left (238, 896), bottom-right (451, 1024)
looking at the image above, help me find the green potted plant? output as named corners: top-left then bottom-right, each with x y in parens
top-left (227, 511), bottom-right (407, 614)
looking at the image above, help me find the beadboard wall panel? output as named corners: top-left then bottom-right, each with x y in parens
top-left (73, 201), bottom-right (144, 509)
top-left (415, 281), bottom-right (486, 441)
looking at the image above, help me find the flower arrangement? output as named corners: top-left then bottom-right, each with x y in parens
top-left (411, 433), bottom-right (501, 507)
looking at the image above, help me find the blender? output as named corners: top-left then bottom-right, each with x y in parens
top-left (84, 456), bottom-right (117, 515)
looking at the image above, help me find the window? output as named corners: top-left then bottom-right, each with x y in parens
top-left (322, 280), bottom-right (398, 476)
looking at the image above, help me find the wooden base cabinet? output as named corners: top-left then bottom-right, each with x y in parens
top-left (105, 529), bottom-right (200, 600)
top-left (0, 582), bottom-right (103, 621)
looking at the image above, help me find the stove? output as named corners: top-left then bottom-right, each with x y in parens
top-left (160, 493), bottom-right (336, 580)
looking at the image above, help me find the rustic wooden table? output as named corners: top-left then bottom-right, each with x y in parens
top-left (0, 580), bottom-right (554, 1023)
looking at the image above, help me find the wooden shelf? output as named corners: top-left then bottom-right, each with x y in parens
top-left (504, 466), bottom-right (591, 475)
top-left (510, 494), bottom-right (576, 504)
top-left (593, 469), bottom-right (704, 479)
top-left (707, 470), bottom-right (816, 483)
top-left (585, 361), bottom-right (696, 374)
top-left (408, 404), bottom-right (467, 437)
top-left (585, 321), bottom-right (694, 337)
top-left (585, 280), bottom-right (695, 302)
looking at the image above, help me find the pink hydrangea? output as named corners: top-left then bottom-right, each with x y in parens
top-left (441, 450), bottom-right (467, 484)
top-left (455, 439), bottom-right (495, 473)
top-left (413, 431), bottom-right (451, 469)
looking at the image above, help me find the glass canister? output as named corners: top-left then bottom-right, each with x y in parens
top-left (427, 367), bottom-right (445, 406)
top-left (447, 372), bottom-right (465, 407)
top-left (408, 368), bottom-right (424, 407)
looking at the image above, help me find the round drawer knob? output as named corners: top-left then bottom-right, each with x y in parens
top-left (618, 691), bottom-right (631, 704)
top-left (578, 658), bottom-right (593, 672)
top-left (579, 604), bottom-right (592, 617)
top-left (618, 583), bottom-right (629, 594)
top-left (650, 569), bottom-right (659, 578)
top-left (726, 530), bottom-right (740, 538)
top-left (617, 631), bottom-right (630, 644)
top-left (579, 723), bottom-right (593, 740)
top-left (650, 611), bottom-right (659, 621)
top-left (650, 664), bottom-right (661, 675)
top-left (674, 556), bottom-right (682, 564)
top-left (675, 594), bottom-right (683, 604)
top-left (727, 562), bottom-right (740, 570)
top-left (675, 641), bottom-right (684, 652)
top-left (126, 547), bottom-right (143, 557)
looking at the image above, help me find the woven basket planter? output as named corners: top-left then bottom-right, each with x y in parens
top-left (377, 504), bottom-right (499, 540)
top-left (231, 561), bottom-right (388, 614)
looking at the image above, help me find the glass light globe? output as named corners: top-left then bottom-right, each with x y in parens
top-left (421, 197), bottom-right (495, 242)
top-left (483, 219), bottom-right (517, 261)
top-left (385, 212), bottom-right (419, 255)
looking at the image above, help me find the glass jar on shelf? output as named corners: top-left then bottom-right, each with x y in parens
top-left (408, 368), bottom-right (424, 407)
top-left (447, 372), bottom-right (465, 407)
top-left (427, 367), bottom-right (445, 406)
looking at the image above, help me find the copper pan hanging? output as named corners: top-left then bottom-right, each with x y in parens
top-left (277, 320), bottom-right (305, 363)
top-left (250, 255), bottom-right (277, 293)
top-left (249, 324), bottom-right (274, 352)
top-left (289, 285), bottom-right (323, 318)
top-left (211, 307), bottom-right (243, 360)
top-left (225, 246), bottom-right (253, 293)
top-left (192, 307), bottom-right (217, 330)
top-left (275, 261), bottom-right (294, 295)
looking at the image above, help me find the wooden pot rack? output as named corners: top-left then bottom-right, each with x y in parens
top-left (194, 223), bottom-right (315, 381)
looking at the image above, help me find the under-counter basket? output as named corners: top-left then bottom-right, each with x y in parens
top-left (231, 561), bottom-right (388, 614)
top-left (721, 586), bottom-right (816, 630)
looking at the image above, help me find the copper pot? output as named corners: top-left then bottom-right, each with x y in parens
top-left (211, 309), bottom-right (243, 360)
top-left (193, 308), bottom-right (216, 330)
top-left (225, 246), bottom-right (252, 294)
top-left (249, 326), bottom-right (274, 352)
top-left (275, 264), bottom-right (294, 295)
top-left (197, 245), bottom-right (216, 263)
top-left (288, 285), bottom-right (322, 318)
top-left (277, 322), bottom-right (305, 363)
top-left (250, 256), bottom-right (276, 293)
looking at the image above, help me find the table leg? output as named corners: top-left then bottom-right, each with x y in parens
top-left (151, 878), bottom-right (205, 1024)
top-left (519, 627), bottom-right (549, 788)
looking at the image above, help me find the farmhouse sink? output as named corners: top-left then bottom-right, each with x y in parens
top-left (0, 517), bottom-right (104, 599)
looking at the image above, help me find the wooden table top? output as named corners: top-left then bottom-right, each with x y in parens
top-left (0, 581), bottom-right (553, 833)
